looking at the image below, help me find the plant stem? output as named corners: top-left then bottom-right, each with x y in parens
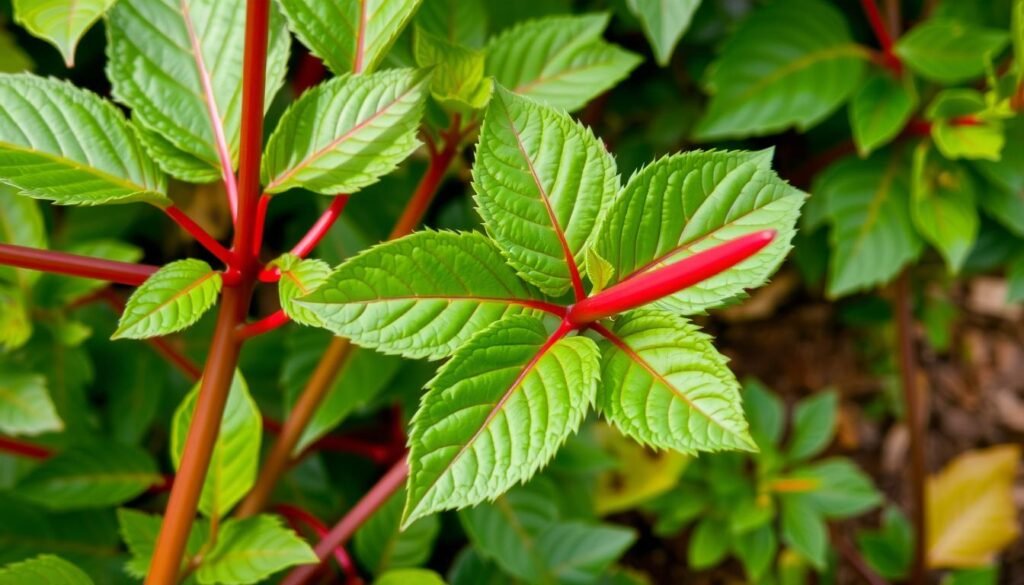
top-left (275, 504), bottom-right (360, 582)
top-left (291, 194), bottom-right (351, 259)
top-left (0, 243), bottom-right (157, 285)
top-left (164, 206), bottom-right (235, 266)
top-left (859, 0), bottom-right (902, 74)
top-left (387, 124), bottom-right (460, 240)
top-left (0, 435), bottom-right (52, 459)
top-left (894, 270), bottom-right (927, 585)
top-left (236, 309), bottom-right (289, 340)
top-left (281, 460), bottom-right (409, 585)
top-left (830, 525), bottom-right (888, 585)
top-left (568, 230), bottom-right (776, 325)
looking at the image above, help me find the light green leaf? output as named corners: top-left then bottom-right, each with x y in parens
top-left (355, 487), bottom-right (440, 575)
top-left (404, 315), bottom-right (600, 525)
top-left (0, 25), bottom-right (32, 73)
top-left (594, 149), bottom-right (804, 314)
top-left (486, 14), bottom-right (641, 112)
top-left (375, 569), bottom-right (447, 585)
top-left (734, 525), bottom-right (777, 582)
top-left (0, 188), bottom-right (46, 289)
top-left (0, 73), bottom-right (167, 206)
top-left (780, 495), bottom-right (828, 569)
top-left (895, 19), bottom-right (1009, 84)
top-left (850, 73), bottom-right (917, 156)
top-left (300, 231), bottom-right (551, 360)
top-left (473, 87), bottom-right (618, 296)
top-left (586, 248), bottom-right (614, 294)
top-left (277, 0), bottom-right (421, 75)
top-left (688, 517), bottom-right (730, 569)
top-left (113, 259), bottom-right (222, 340)
top-left (196, 515), bottom-right (317, 585)
top-left (926, 90), bottom-right (1005, 161)
top-left (0, 555), bottom-right (93, 585)
top-left (106, 0), bottom-right (290, 181)
top-left (13, 0), bottom-right (116, 67)
top-left (0, 370), bottom-right (62, 436)
top-left (272, 254), bottom-right (331, 327)
top-left (414, 27), bottom-right (492, 110)
top-left (0, 285), bottom-right (31, 351)
top-left (117, 508), bottom-right (209, 578)
top-left (795, 458), bottom-right (882, 519)
top-left (695, 0), bottom-right (867, 140)
top-left (599, 309), bottom-right (755, 454)
top-left (626, 0), bottom-right (700, 66)
top-left (262, 69), bottom-right (429, 195)
top-left (787, 390), bottom-right (837, 461)
top-left (819, 154), bottom-right (923, 296)
top-left (415, 0), bottom-right (487, 48)
top-left (133, 122), bottom-right (220, 184)
top-left (14, 442), bottom-right (161, 510)
top-left (911, 145), bottom-right (979, 273)
top-left (171, 371), bottom-right (260, 517)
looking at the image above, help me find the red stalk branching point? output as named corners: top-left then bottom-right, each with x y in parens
top-left (257, 194), bottom-right (351, 281)
top-left (859, 0), bottom-right (902, 75)
top-left (0, 243), bottom-right (157, 286)
top-left (236, 309), bottom-right (289, 340)
top-left (164, 206), bottom-right (235, 266)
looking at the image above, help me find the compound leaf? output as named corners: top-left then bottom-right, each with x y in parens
top-left (196, 515), bottom-right (317, 585)
top-left (113, 259), bottom-right (222, 340)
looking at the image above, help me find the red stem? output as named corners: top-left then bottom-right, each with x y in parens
top-left (860, 0), bottom-right (902, 74)
top-left (252, 194), bottom-right (271, 256)
top-left (0, 436), bottom-right (52, 459)
top-left (281, 460), bottom-right (409, 585)
top-left (0, 243), bottom-right (157, 286)
top-left (275, 505), bottom-right (361, 584)
top-left (236, 309), bottom-right (289, 340)
top-left (568, 230), bottom-right (776, 326)
top-left (292, 194), bottom-right (350, 258)
top-left (387, 120), bottom-right (460, 240)
top-left (164, 206), bottom-right (235, 266)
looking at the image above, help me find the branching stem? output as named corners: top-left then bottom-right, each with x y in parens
top-left (164, 206), bottom-right (235, 266)
top-left (0, 243), bottom-right (157, 286)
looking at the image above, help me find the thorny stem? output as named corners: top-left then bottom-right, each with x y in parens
top-left (894, 270), bottom-right (927, 585)
top-left (164, 206), bottom-right (235, 266)
top-left (0, 243), bottom-right (157, 286)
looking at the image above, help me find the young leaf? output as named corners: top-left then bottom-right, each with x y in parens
top-left (819, 154), bottom-right (922, 296)
top-left (598, 310), bottom-right (755, 454)
top-left (117, 508), bottom-right (209, 578)
top-left (849, 73), bottom-right (917, 156)
top-left (0, 370), bottom-right (62, 436)
top-left (300, 231), bottom-right (554, 360)
top-left (0, 73), bottom-right (167, 206)
top-left (0, 286), bottom-right (31, 351)
top-left (276, 0), bottom-right (421, 75)
top-left (911, 146), bottom-right (979, 273)
top-left (14, 442), bottom-right (161, 510)
top-left (414, 28), bottom-right (493, 110)
top-left (375, 569), bottom-right (446, 585)
top-left (404, 315), bottom-right (600, 525)
top-left (354, 487), bottom-right (441, 575)
top-left (787, 391), bottom-right (837, 461)
top-left (0, 555), bottom-right (94, 585)
top-left (626, 0), bottom-right (700, 66)
top-left (594, 149), bottom-right (804, 314)
top-left (171, 371), bottom-right (260, 517)
top-left (0, 188), bottom-right (46, 289)
top-left (12, 0), bottom-right (115, 67)
top-left (694, 0), bottom-right (867, 140)
top-left (473, 87), bottom-right (618, 296)
top-left (895, 19), bottom-right (1010, 84)
top-left (927, 445), bottom-right (1020, 568)
top-left (415, 0), bottom-right (487, 48)
top-left (113, 259), bottom-right (222, 340)
top-left (585, 248), bottom-right (614, 294)
top-left (780, 495), bottom-right (828, 569)
top-left (105, 0), bottom-right (290, 181)
top-left (688, 517), bottom-right (731, 569)
top-left (196, 515), bottom-right (317, 585)
top-left (485, 14), bottom-right (641, 112)
top-left (272, 254), bottom-right (331, 327)
top-left (926, 90), bottom-right (1005, 161)
top-left (262, 69), bottom-right (430, 195)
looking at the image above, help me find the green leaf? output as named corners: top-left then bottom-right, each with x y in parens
top-left (473, 86), bottom-right (618, 296)
top-left (12, 0), bottom-right (115, 67)
top-left (415, 0), bottom-right (487, 48)
top-left (171, 371), bottom-right (260, 517)
top-left (0, 369), bottom-right (62, 436)
top-left (262, 69), bottom-right (429, 195)
top-left (742, 379), bottom-right (785, 448)
top-left (355, 487), bottom-right (440, 575)
top-left (0, 188), bottom-right (47, 289)
top-left (787, 391), bottom-right (837, 461)
top-left (586, 248), bottom-right (614, 294)
top-left (594, 149), bottom-right (804, 314)
top-left (0, 285), bottom-right (31, 351)
top-left (780, 495), bottom-right (828, 569)
top-left (0, 555), bottom-right (94, 585)
top-left (688, 517), bottom-right (730, 569)
top-left (404, 315), bottom-right (600, 525)
top-left (599, 309), bottom-right (755, 454)
top-left (626, 0), bottom-right (700, 66)
top-left (276, 0), bottom-right (421, 75)
top-left (926, 90), bottom-right (1005, 162)
top-left (14, 442), bottom-right (161, 510)
top-left (113, 259), bottom-right (222, 340)
top-left (300, 231), bottom-right (551, 360)
top-left (375, 569), bottom-right (447, 585)
top-left (0, 73), bottom-right (167, 206)
top-left (849, 73), bottom-right (917, 156)
top-left (1008, 253), bottom-right (1024, 303)
top-left (272, 254), bottom-right (331, 327)
top-left (911, 145), bottom-right (979, 273)
top-left (734, 525), bottom-right (777, 582)
top-left (532, 522), bottom-right (636, 583)
top-left (414, 28), bottom-right (492, 110)
top-left (0, 26), bottom-right (32, 73)
top-left (196, 515), bottom-right (317, 585)
top-left (447, 549), bottom-right (509, 585)
top-left (485, 14), bottom-right (641, 113)
top-left (943, 567), bottom-right (999, 585)
top-left (819, 154), bottom-right (923, 296)
top-left (106, 0), bottom-right (290, 181)
top-left (694, 0), bottom-right (867, 140)
top-left (856, 506), bottom-right (912, 580)
top-left (974, 118), bottom-right (1024, 237)
top-left (796, 458), bottom-right (882, 519)
top-left (895, 19), bottom-right (1009, 84)
top-left (117, 508), bottom-right (209, 578)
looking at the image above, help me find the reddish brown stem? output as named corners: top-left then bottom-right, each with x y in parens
top-left (860, 0), bottom-right (902, 74)
top-left (291, 194), bottom-right (350, 259)
top-left (0, 436), bottom-right (52, 459)
top-left (830, 525), bottom-right (888, 585)
top-left (164, 206), bottom-right (235, 266)
top-left (0, 243), bottom-right (157, 286)
top-left (894, 270), bottom-right (927, 585)
top-left (281, 460), bottom-right (409, 585)
top-left (276, 505), bottom-right (362, 584)
top-left (236, 309), bottom-right (289, 340)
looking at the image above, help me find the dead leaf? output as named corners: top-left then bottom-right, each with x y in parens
top-left (927, 444), bottom-right (1022, 568)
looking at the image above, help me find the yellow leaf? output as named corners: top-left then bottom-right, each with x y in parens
top-left (927, 444), bottom-right (1021, 568)
top-left (594, 423), bottom-right (688, 515)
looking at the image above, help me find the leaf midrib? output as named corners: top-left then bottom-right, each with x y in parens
top-left (0, 139), bottom-right (153, 195)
